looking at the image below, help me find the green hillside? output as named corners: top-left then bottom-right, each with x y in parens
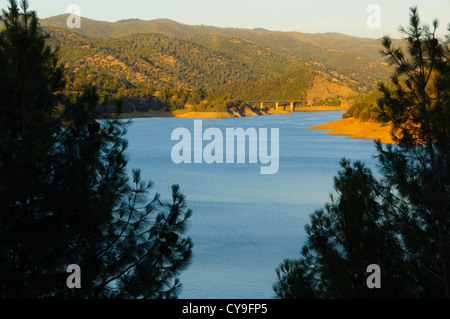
top-left (44, 15), bottom-right (394, 92)
top-left (46, 28), bottom-right (262, 93)
top-left (216, 68), bottom-right (315, 100)
top-left (343, 89), bottom-right (385, 122)
top-left (38, 15), bottom-right (396, 113)
top-left (40, 15), bottom-right (247, 38)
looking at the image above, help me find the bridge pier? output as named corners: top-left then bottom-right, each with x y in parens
top-left (243, 100), bottom-right (305, 111)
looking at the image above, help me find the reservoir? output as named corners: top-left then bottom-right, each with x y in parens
top-left (125, 111), bottom-right (380, 298)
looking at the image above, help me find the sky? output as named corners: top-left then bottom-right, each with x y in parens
top-left (1, 0), bottom-right (449, 38)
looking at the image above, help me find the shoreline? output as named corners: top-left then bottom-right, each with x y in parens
top-left (112, 107), bottom-right (395, 144)
top-left (114, 106), bottom-right (348, 119)
top-left (308, 117), bottom-right (395, 144)
top-left (115, 108), bottom-right (293, 119)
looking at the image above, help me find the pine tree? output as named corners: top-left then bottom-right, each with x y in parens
top-left (274, 160), bottom-right (413, 298)
top-left (375, 7), bottom-right (450, 298)
top-left (0, 0), bottom-right (192, 298)
top-left (274, 7), bottom-right (449, 299)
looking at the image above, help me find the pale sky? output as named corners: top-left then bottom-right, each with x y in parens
top-left (1, 0), bottom-right (449, 38)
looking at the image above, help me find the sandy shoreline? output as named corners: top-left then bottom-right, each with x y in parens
top-left (113, 107), bottom-right (394, 144)
top-left (116, 108), bottom-right (293, 119)
top-left (308, 117), bottom-right (395, 144)
top-left (115, 106), bottom-right (347, 119)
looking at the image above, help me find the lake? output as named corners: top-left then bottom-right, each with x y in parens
top-left (124, 111), bottom-right (380, 299)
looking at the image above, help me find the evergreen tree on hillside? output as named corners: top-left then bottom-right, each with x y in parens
top-left (0, 0), bottom-right (192, 298)
top-left (274, 160), bottom-right (413, 298)
top-left (376, 7), bottom-right (450, 297)
top-left (274, 7), bottom-right (449, 298)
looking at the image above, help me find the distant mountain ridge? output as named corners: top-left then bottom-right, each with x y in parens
top-left (40, 14), bottom-right (396, 60)
top-left (38, 14), bottom-right (398, 105)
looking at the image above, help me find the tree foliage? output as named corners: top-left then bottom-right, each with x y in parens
top-left (376, 6), bottom-right (450, 297)
top-left (274, 7), bottom-right (450, 299)
top-left (274, 160), bottom-right (413, 298)
top-left (0, 0), bottom-right (192, 298)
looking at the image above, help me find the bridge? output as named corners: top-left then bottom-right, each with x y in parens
top-left (243, 100), bottom-right (307, 111)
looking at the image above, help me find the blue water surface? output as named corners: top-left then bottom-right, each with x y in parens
top-left (124, 111), bottom-right (380, 299)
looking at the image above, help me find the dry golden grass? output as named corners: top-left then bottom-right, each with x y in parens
top-left (308, 117), bottom-right (396, 144)
top-left (116, 110), bottom-right (397, 145)
top-left (295, 106), bottom-right (349, 111)
top-left (172, 110), bottom-right (234, 118)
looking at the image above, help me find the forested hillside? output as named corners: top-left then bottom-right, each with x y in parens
top-left (39, 15), bottom-right (396, 113)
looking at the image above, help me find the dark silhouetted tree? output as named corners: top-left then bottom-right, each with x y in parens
top-left (375, 6), bottom-right (450, 298)
top-left (0, 0), bottom-right (192, 299)
top-left (275, 7), bottom-right (449, 299)
top-left (274, 160), bottom-right (413, 298)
